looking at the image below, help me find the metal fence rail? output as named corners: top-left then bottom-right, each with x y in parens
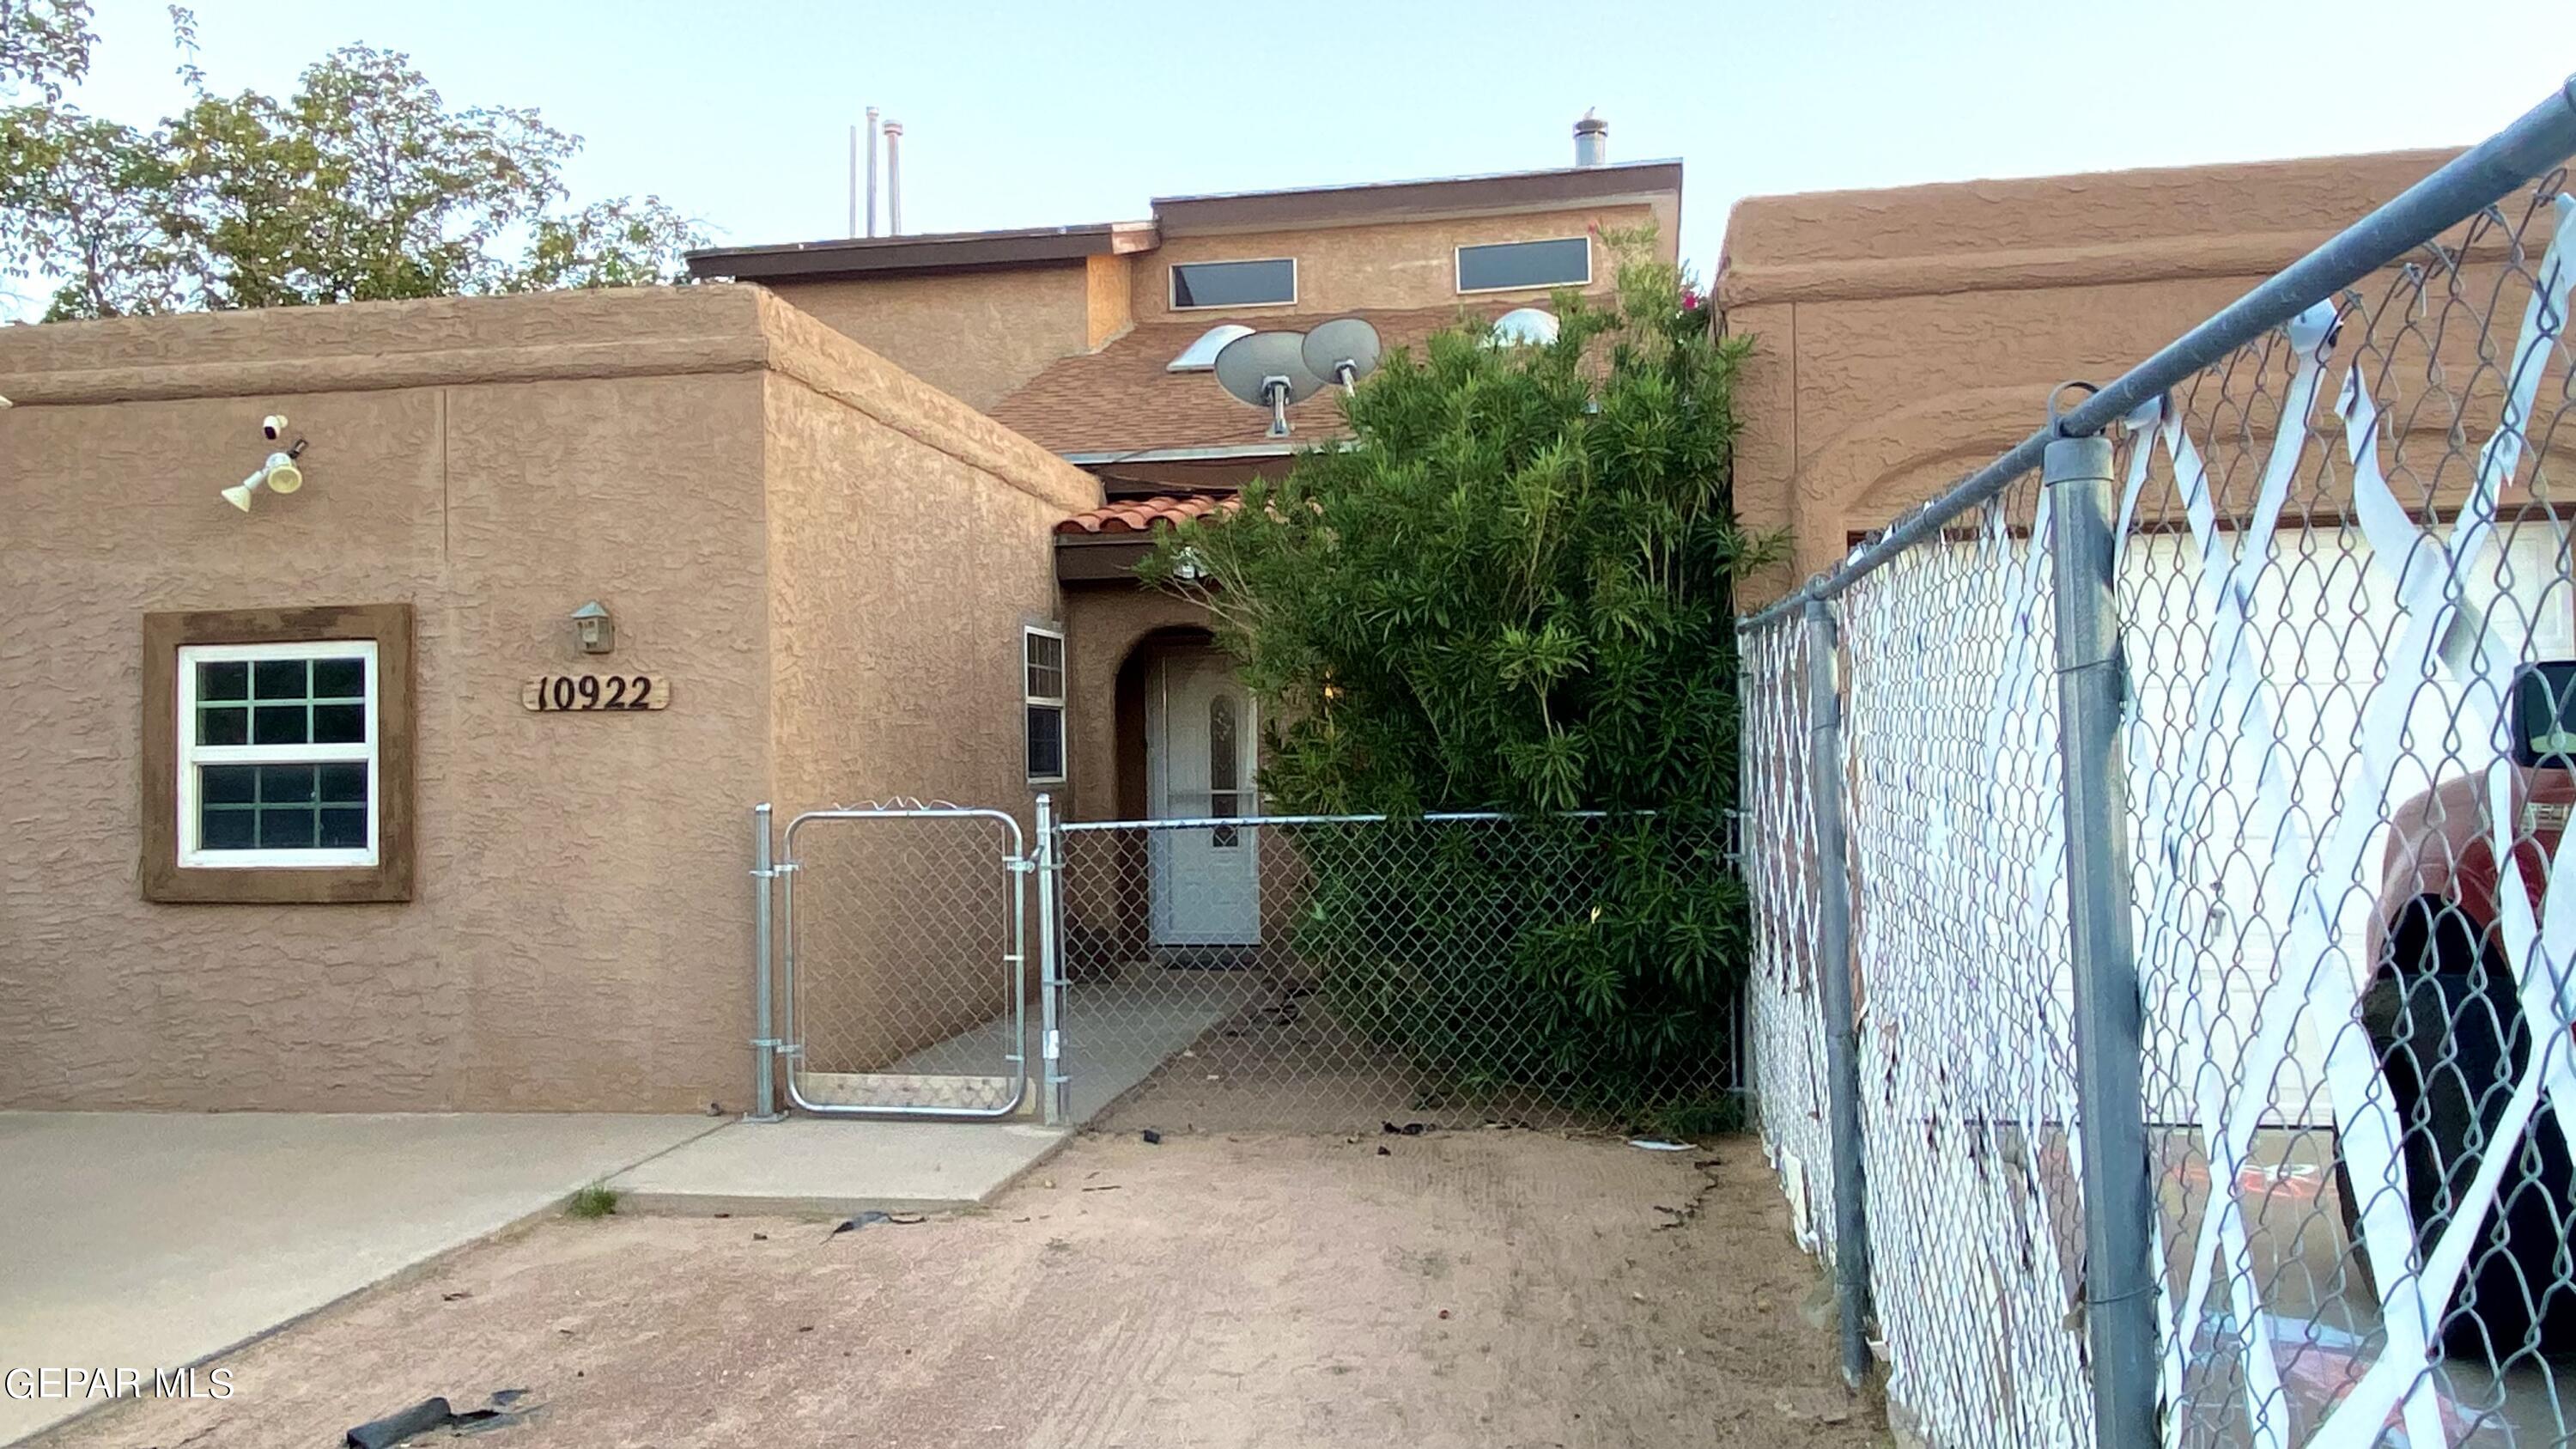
top-left (1739, 81), bottom-right (2576, 1449)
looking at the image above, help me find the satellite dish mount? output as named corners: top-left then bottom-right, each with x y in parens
top-left (1257, 376), bottom-right (1295, 436)
top-left (1213, 332), bottom-right (1327, 439)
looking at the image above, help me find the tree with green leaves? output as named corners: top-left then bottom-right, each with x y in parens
top-left (1, 3), bottom-right (702, 320)
top-left (1144, 238), bottom-right (1781, 1124)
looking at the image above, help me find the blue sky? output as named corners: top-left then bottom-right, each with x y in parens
top-left (28, 0), bottom-right (2576, 317)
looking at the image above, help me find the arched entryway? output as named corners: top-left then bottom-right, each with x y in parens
top-left (1102, 627), bottom-right (1260, 948)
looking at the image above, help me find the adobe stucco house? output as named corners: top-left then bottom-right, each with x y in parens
top-left (0, 288), bottom-right (1092, 1112)
top-left (693, 149), bottom-right (1686, 836)
top-left (0, 118), bottom-right (2479, 1116)
top-left (1714, 147), bottom-right (2472, 601)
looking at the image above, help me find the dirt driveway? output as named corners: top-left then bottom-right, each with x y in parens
top-left (40, 1129), bottom-right (1882, 1449)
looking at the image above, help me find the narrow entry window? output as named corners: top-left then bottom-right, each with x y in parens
top-left (1025, 626), bottom-right (1066, 783)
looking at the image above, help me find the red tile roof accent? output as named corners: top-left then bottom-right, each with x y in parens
top-left (992, 303), bottom-right (1542, 459)
top-left (1055, 492), bottom-right (1242, 537)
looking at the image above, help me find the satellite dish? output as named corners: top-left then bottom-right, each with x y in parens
top-left (1302, 317), bottom-right (1382, 393)
top-left (1214, 331), bottom-right (1326, 437)
top-left (1490, 307), bottom-right (1559, 347)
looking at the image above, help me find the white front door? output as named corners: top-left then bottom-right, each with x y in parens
top-left (1146, 648), bottom-right (1261, 946)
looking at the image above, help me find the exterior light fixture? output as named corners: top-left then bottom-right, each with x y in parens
top-left (570, 601), bottom-right (616, 654)
top-left (222, 441), bottom-right (307, 512)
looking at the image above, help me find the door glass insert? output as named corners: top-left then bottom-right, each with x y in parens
top-left (1210, 693), bottom-right (1241, 846)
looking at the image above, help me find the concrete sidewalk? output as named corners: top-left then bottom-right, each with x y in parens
top-left (605, 1117), bottom-right (1069, 1216)
top-left (0, 1111), bottom-right (717, 1446)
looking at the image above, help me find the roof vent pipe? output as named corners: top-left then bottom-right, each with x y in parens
top-left (864, 107), bottom-right (880, 237)
top-left (1573, 110), bottom-right (1607, 167)
top-left (883, 119), bottom-right (904, 234)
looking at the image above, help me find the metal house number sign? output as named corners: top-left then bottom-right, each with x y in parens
top-left (522, 674), bottom-right (669, 712)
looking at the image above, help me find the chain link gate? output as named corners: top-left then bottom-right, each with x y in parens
top-left (754, 801), bottom-right (1045, 1120)
top-left (750, 799), bottom-right (1737, 1134)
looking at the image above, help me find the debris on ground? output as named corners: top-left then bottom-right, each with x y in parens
top-left (1382, 1121), bottom-right (1426, 1135)
top-left (344, 1390), bottom-right (532, 1448)
top-left (1627, 1139), bottom-right (1692, 1152)
top-left (1376, 1146), bottom-right (1391, 1156)
top-left (440, 1291), bottom-right (471, 1302)
top-left (829, 1210), bottom-right (926, 1237)
top-left (1140, 1129), bottom-right (1163, 1145)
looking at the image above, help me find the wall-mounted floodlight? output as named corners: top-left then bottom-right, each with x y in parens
top-left (222, 441), bottom-right (307, 513)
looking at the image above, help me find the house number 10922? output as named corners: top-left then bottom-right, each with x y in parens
top-left (521, 674), bottom-right (670, 712)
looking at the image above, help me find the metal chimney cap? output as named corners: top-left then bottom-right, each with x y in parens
top-left (1572, 111), bottom-right (1607, 167)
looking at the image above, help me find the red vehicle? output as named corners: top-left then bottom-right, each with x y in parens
top-left (2342, 661), bottom-right (2576, 1355)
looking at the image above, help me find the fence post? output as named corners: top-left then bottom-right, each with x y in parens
top-left (2044, 433), bottom-right (2159, 1446)
top-left (1804, 598), bottom-right (1873, 1388)
top-left (748, 801), bottom-right (783, 1123)
top-left (1034, 793), bottom-right (1066, 1127)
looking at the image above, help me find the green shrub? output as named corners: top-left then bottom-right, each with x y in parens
top-left (1146, 234), bottom-right (1779, 1121)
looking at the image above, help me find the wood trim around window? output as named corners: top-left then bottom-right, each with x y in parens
top-left (142, 602), bottom-right (416, 904)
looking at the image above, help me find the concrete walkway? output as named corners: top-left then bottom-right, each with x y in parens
top-left (0, 1111), bottom-right (716, 1446)
top-left (605, 1117), bottom-right (1069, 1216)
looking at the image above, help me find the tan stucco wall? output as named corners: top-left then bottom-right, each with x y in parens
top-left (752, 295), bottom-right (1099, 1070)
top-left (1716, 149), bottom-right (2470, 602)
top-left (1060, 583), bottom-right (1212, 825)
top-left (1136, 202), bottom-right (1674, 326)
top-left (756, 265), bottom-right (1093, 411)
top-left (0, 283), bottom-right (1098, 1111)
top-left (0, 289), bottom-right (774, 1113)
top-left (1085, 253), bottom-right (1134, 350)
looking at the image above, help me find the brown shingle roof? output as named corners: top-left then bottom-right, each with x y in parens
top-left (1055, 492), bottom-right (1241, 536)
top-left (989, 303), bottom-right (1537, 459)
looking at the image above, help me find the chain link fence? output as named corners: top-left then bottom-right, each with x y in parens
top-left (1743, 612), bottom-right (1841, 1251)
top-left (1740, 93), bottom-right (2576, 1449)
top-left (1054, 813), bottom-right (1742, 1135)
top-left (750, 806), bottom-right (1742, 1134)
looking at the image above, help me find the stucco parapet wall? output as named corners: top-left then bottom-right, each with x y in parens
top-left (0, 284), bottom-right (768, 398)
top-left (0, 283), bottom-right (1098, 515)
top-left (1716, 149), bottom-right (2478, 307)
top-left (749, 288), bottom-right (1099, 514)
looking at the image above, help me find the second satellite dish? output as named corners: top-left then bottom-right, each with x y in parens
top-left (1303, 318), bottom-right (1382, 393)
top-left (1214, 331), bottom-right (1326, 438)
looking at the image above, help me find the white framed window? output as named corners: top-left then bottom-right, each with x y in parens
top-left (1455, 236), bottom-right (1592, 294)
top-left (175, 640), bottom-right (379, 868)
top-left (1024, 626), bottom-right (1066, 783)
top-left (1170, 259), bottom-right (1297, 310)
